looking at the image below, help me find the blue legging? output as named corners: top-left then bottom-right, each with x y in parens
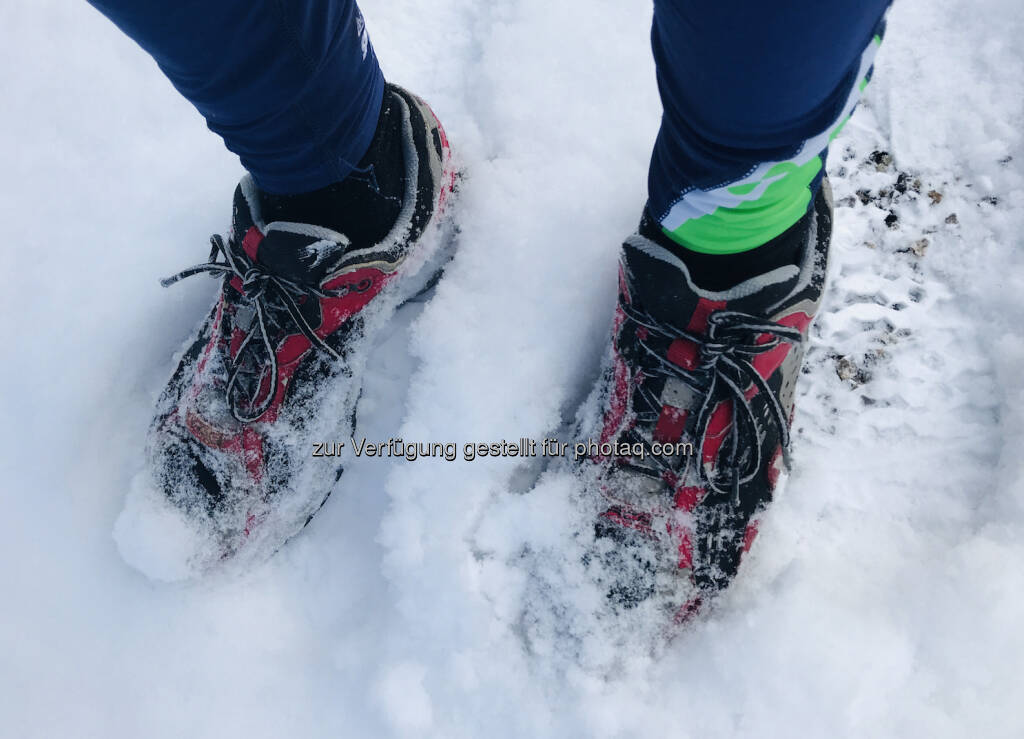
top-left (87, 0), bottom-right (385, 195)
top-left (649, 1), bottom-right (890, 252)
top-left (88, 0), bottom-right (890, 246)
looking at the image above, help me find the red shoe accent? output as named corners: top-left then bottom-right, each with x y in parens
top-left (742, 520), bottom-right (759, 553)
top-left (673, 595), bottom-right (703, 625)
top-left (673, 485), bottom-right (703, 512)
top-left (653, 405), bottom-right (688, 444)
top-left (674, 526), bottom-right (693, 570)
top-left (666, 338), bottom-right (699, 370)
top-left (240, 426), bottom-right (265, 483)
top-left (600, 506), bottom-right (656, 539)
top-left (241, 225), bottom-right (261, 262)
top-left (688, 298), bottom-right (727, 333)
top-left (750, 310), bottom-right (812, 380)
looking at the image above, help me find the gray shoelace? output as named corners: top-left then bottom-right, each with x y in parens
top-left (162, 233), bottom-right (364, 423)
top-left (617, 300), bottom-right (803, 505)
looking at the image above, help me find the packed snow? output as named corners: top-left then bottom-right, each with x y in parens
top-left (2, 0), bottom-right (1023, 736)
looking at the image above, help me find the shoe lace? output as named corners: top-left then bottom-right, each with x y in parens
top-left (617, 300), bottom-right (803, 505)
top-left (162, 233), bottom-right (360, 423)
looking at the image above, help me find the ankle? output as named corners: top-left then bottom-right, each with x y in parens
top-left (258, 88), bottom-right (406, 248)
top-left (641, 206), bottom-right (811, 292)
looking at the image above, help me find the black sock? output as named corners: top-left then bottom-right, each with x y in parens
top-left (640, 206), bottom-right (811, 292)
top-left (258, 88), bottom-right (406, 249)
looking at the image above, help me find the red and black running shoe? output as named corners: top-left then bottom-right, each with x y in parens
top-left (576, 181), bottom-right (833, 622)
top-left (116, 84), bottom-right (456, 578)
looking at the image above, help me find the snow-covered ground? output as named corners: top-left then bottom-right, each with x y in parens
top-left (2, 0), bottom-right (1023, 735)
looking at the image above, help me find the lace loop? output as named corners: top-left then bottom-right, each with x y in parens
top-left (162, 233), bottom-right (353, 423)
top-left (617, 300), bottom-right (802, 502)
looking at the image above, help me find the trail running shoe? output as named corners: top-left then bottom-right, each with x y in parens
top-left (577, 181), bottom-right (833, 622)
top-left (115, 84), bottom-right (457, 579)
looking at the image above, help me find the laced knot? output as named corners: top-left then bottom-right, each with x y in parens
top-left (162, 233), bottom-right (366, 423)
top-left (619, 300), bottom-right (803, 504)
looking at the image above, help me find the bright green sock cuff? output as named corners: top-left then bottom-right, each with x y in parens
top-left (657, 31), bottom-right (881, 256)
top-left (662, 155), bottom-right (822, 255)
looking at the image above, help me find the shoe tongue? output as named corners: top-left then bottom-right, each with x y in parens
top-left (254, 224), bottom-right (349, 287)
top-left (622, 236), bottom-right (802, 330)
top-left (230, 178), bottom-right (349, 288)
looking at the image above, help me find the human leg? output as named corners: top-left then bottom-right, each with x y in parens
top-left (86, 0), bottom-right (384, 194)
top-left (578, 0), bottom-right (890, 619)
top-left (94, 0), bottom-right (459, 576)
